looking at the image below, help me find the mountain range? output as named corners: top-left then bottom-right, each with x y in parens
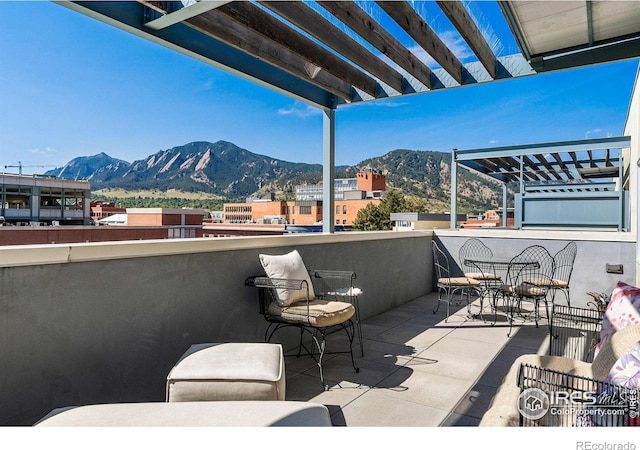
top-left (46, 140), bottom-right (503, 212)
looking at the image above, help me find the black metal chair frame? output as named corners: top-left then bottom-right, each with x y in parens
top-left (245, 274), bottom-right (360, 389)
top-left (432, 240), bottom-right (480, 322)
top-left (309, 269), bottom-right (364, 357)
top-left (497, 245), bottom-right (555, 337)
top-left (459, 238), bottom-right (503, 320)
top-left (550, 241), bottom-right (578, 309)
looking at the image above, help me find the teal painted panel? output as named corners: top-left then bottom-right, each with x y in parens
top-left (515, 192), bottom-right (629, 229)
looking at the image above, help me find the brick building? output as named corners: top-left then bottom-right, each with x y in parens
top-left (222, 169), bottom-right (386, 226)
top-left (90, 201), bottom-right (126, 224)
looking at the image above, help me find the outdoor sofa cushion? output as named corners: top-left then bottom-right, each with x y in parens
top-left (35, 401), bottom-right (332, 427)
top-left (575, 339), bottom-right (640, 426)
top-left (606, 340), bottom-right (640, 387)
top-left (596, 281), bottom-right (640, 357)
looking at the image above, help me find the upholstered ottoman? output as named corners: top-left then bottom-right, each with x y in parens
top-left (166, 343), bottom-right (285, 402)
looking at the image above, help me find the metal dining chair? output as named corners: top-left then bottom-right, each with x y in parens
top-left (519, 242), bottom-right (577, 333)
top-left (432, 240), bottom-right (481, 322)
top-left (500, 245), bottom-right (555, 337)
top-left (549, 241), bottom-right (577, 308)
top-left (459, 238), bottom-right (502, 317)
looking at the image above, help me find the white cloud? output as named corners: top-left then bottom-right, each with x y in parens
top-left (408, 31), bottom-right (473, 68)
top-left (277, 103), bottom-right (322, 119)
top-left (28, 147), bottom-right (57, 155)
top-left (348, 98), bottom-right (409, 109)
top-left (585, 129), bottom-right (608, 139)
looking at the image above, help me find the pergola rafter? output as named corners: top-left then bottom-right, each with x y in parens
top-left (212, 1), bottom-right (381, 97)
top-left (258, 1), bottom-right (407, 95)
top-left (316, 1), bottom-right (435, 90)
top-left (376, 0), bottom-right (467, 85)
top-left (436, 0), bottom-right (498, 79)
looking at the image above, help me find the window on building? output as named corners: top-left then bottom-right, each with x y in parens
top-left (299, 206), bottom-right (311, 214)
top-left (343, 205), bottom-right (347, 214)
top-left (5, 186), bottom-right (31, 209)
top-left (64, 190), bottom-right (84, 210)
top-left (40, 188), bottom-right (62, 209)
top-left (336, 205), bottom-right (340, 215)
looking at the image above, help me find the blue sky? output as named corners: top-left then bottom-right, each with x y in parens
top-left (1, 1), bottom-right (639, 174)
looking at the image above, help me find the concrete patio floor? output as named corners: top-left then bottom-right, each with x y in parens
top-left (283, 292), bottom-right (550, 427)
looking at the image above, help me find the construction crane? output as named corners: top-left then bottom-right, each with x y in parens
top-left (4, 161), bottom-right (55, 175)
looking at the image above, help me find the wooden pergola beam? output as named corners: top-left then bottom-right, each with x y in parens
top-left (259, 1), bottom-right (406, 94)
top-left (568, 151), bottom-right (583, 169)
top-left (140, 1), bottom-right (354, 101)
top-left (317, 1), bottom-right (434, 90)
top-left (474, 159), bottom-right (518, 181)
top-left (550, 153), bottom-right (574, 179)
top-left (377, 0), bottom-right (464, 85)
top-left (436, 1), bottom-right (497, 78)
top-left (533, 154), bottom-right (563, 180)
top-left (214, 1), bottom-right (379, 97)
top-left (522, 155), bottom-right (550, 181)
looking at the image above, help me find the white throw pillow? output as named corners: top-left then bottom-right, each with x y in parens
top-left (259, 250), bottom-right (315, 306)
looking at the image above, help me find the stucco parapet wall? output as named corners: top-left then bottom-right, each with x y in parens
top-left (0, 231), bottom-right (432, 268)
top-left (434, 228), bottom-right (637, 243)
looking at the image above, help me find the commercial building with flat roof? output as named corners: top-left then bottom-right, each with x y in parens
top-left (0, 174), bottom-right (91, 226)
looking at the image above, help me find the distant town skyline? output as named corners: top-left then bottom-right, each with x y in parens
top-left (1, 1), bottom-right (639, 173)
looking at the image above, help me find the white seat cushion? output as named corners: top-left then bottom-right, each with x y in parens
top-left (465, 272), bottom-right (502, 280)
top-left (438, 277), bottom-right (481, 287)
top-left (268, 299), bottom-right (354, 328)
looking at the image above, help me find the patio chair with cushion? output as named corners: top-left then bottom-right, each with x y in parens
top-left (245, 249), bottom-right (359, 389)
top-left (432, 240), bottom-right (481, 322)
top-left (458, 238), bottom-right (502, 318)
top-left (549, 241), bottom-right (577, 308)
top-left (499, 244), bottom-right (555, 336)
